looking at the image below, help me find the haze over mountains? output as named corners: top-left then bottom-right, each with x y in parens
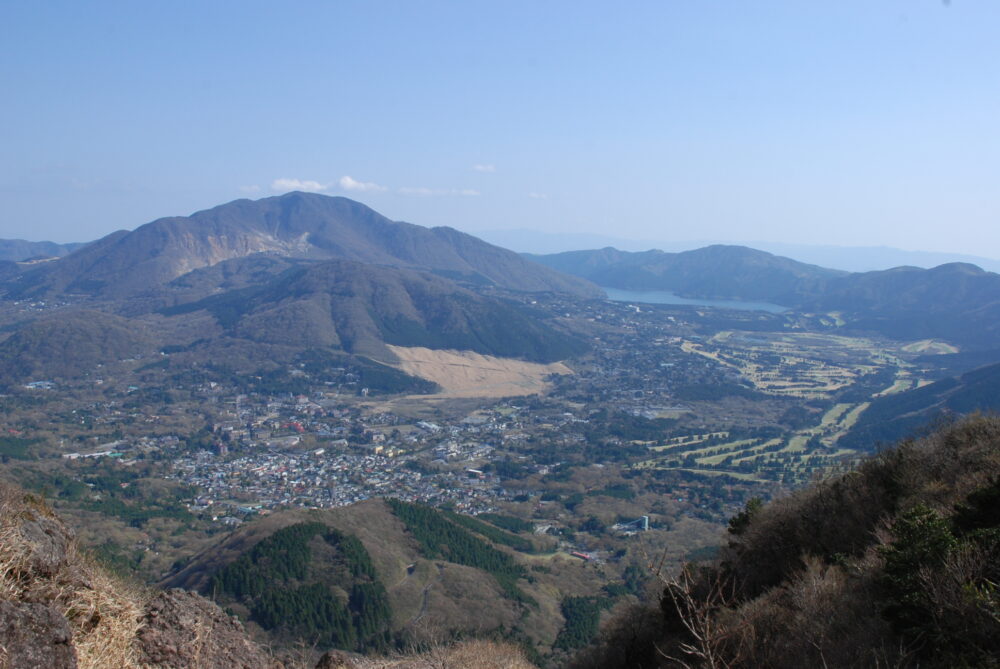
top-left (483, 228), bottom-right (1000, 273)
top-left (531, 246), bottom-right (1000, 350)
top-left (528, 246), bottom-right (846, 305)
top-left (0, 238), bottom-right (85, 262)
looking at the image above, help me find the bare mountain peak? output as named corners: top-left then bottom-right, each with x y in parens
top-left (8, 193), bottom-right (599, 299)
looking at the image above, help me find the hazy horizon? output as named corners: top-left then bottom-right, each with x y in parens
top-left (3, 2), bottom-right (999, 257)
top-left (5, 189), bottom-right (1000, 274)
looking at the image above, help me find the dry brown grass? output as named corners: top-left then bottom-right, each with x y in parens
top-left (68, 558), bottom-right (145, 669)
top-left (0, 484), bottom-right (146, 669)
top-left (352, 639), bottom-right (536, 669)
top-left (386, 345), bottom-right (571, 398)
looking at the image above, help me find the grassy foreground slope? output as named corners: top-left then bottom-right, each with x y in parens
top-left (572, 414), bottom-right (1000, 669)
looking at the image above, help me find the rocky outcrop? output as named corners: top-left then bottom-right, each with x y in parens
top-left (0, 600), bottom-right (77, 668)
top-left (0, 483), bottom-right (275, 669)
top-left (137, 589), bottom-right (274, 668)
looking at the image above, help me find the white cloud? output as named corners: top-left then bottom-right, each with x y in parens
top-left (399, 186), bottom-right (436, 196)
top-left (239, 184), bottom-right (261, 194)
top-left (528, 192), bottom-right (548, 199)
top-left (271, 178), bottom-right (329, 193)
top-left (339, 175), bottom-right (387, 192)
top-left (399, 186), bottom-right (480, 197)
top-left (472, 164), bottom-right (496, 173)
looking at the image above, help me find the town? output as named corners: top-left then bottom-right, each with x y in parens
top-left (0, 287), bottom-right (950, 591)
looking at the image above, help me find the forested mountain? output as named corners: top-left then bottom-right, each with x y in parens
top-left (164, 499), bottom-right (597, 656)
top-left (0, 195), bottom-right (595, 387)
top-left (801, 262), bottom-right (1000, 347)
top-left (0, 310), bottom-right (156, 384)
top-left (0, 258), bottom-right (585, 386)
top-left (528, 245), bottom-right (844, 304)
top-left (5, 192), bottom-right (598, 299)
top-left (531, 246), bottom-right (1000, 349)
top-left (839, 361), bottom-right (1000, 450)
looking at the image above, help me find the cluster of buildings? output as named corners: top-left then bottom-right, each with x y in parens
top-left (170, 446), bottom-right (508, 517)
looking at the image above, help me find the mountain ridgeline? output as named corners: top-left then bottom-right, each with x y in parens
top-left (530, 246), bottom-right (1000, 348)
top-left (527, 245), bottom-right (846, 305)
top-left (0, 238), bottom-right (86, 261)
top-left (6, 192), bottom-right (598, 300)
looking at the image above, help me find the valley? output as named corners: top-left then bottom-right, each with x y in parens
top-left (1, 194), bottom-right (999, 665)
top-left (0, 280), bottom-right (972, 660)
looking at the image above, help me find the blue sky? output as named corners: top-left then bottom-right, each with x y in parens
top-left (2, 1), bottom-right (999, 257)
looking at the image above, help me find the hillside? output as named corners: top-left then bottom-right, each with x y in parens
top-left (6, 192), bottom-right (598, 299)
top-left (802, 262), bottom-right (1000, 347)
top-left (0, 310), bottom-right (157, 385)
top-left (0, 477), bottom-right (275, 668)
top-left (0, 238), bottom-right (86, 261)
top-left (0, 255), bottom-right (587, 390)
top-left (839, 361), bottom-right (1000, 450)
top-left (160, 258), bottom-right (587, 364)
top-left (572, 414), bottom-right (1000, 669)
top-left (528, 245), bottom-right (845, 304)
top-left (532, 246), bottom-right (1000, 349)
top-left (163, 498), bottom-right (604, 658)
top-left (0, 260), bottom-right (19, 280)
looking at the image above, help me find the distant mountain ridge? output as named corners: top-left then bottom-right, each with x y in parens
top-left (528, 245), bottom-right (847, 304)
top-left (803, 262), bottom-right (1000, 347)
top-left (483, 228), bottom-right (1000, 273)
top-left (6, 192), bottom-right (598, 299)
top-left (530, 246), bottom-right (1000, 349)
top-left (0, 238), bottom-right (86, 261)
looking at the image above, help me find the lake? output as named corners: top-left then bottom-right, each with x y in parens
top-left (602, 287), bottom-right (789, 313)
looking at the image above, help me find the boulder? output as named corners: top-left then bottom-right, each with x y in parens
top-left (0, 600), bottom-right (77, 669)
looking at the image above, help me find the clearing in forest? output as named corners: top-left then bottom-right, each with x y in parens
top-left (385, 345), bottom-right (572, 398)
